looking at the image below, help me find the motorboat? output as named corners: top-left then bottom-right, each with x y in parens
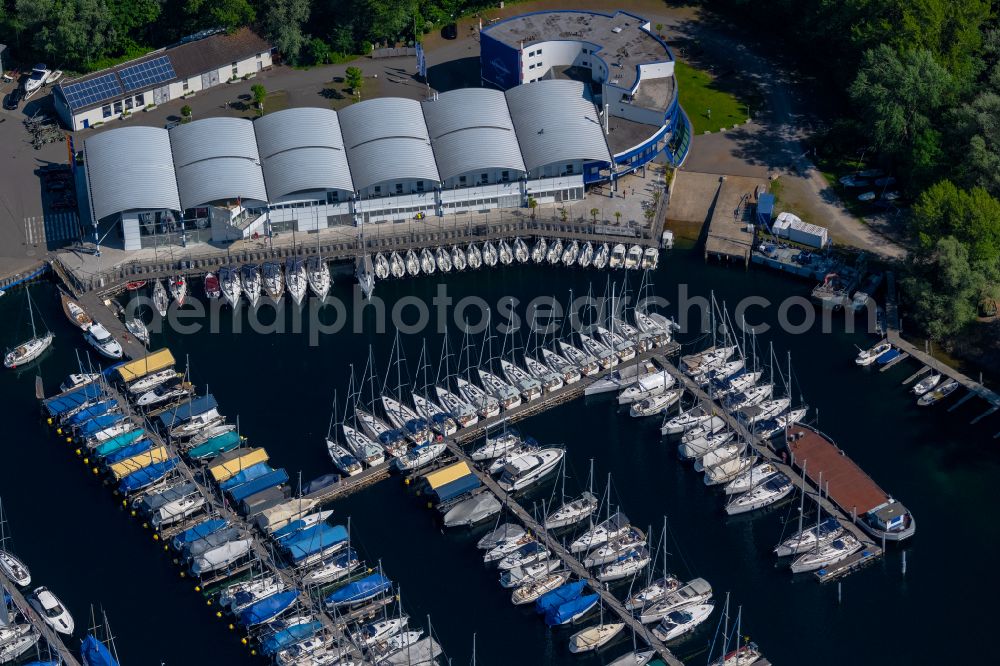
top-left (531, 237), bottom-right (547, 263)
top-left (851, 272), bottom-right (883, 312)
top-left (204, 271), bottom-right (221, 300)
top-left (412, 392), bottom-right (458, 436)
top-left (583, 527), bottom-right (646, 567)
top-left (420, 248), bottom-right (436, 274)
top-left (355, 407), bottom-right (408, 458)
top-left (618, 371), bottom-right (675, 404)
top-left (568, 621), bottom-right (626, 653)
top-left (128, 368), bottom-right (177, 394)
top-left (152, 279), bottom-right (169, 316)
top-left (593, 243), bottom-right (610, 269)
top-left (484, 534), bottom-right (536, 564)
top-left (578, 333), bottom-right (617, 369)
top-left (381, 395), bottom-right (431, 445)
top-left (482, 242), bottom-right (498, 267)
top-left (60, 293), bottom-right (93, 330)
top-left (511, 237), bottom-right (528, 263)
top-left (29, 586), bottom-right (75, 635)
top-left (725, 473), bottom-right (794, 515)
top-left (393, 442), bottom-right (447, 471)
top-left (544, 593), bottom-right (599, 626)
top-left (544, 491), bottom-right (598, 530)
top-left (301, 548), bottom-right (360, 585)
top-left (757, 406), bottom-right (808, 438)
top-left (917, 379), bottom-right (960, 406)
top-left (630, 389), bottom-right (682, 417)
top-left (512, 571), bottom-right (570, 605)
top-left (578, 241), bottom-right (594, 268)
top-left (219, 266), bottom-right (242, 307)
top-left (4, 288), bottom-right (54, 369)
top-left (609, 243), bottom-right (627, 269)
top-left (597, 547), bottom-right (651, 582)
top-left (562, 240), bottom-right (580, 266)
top-left (24, 64), bottom-right (50, 94)
top-left (442, 492), bottom-right (501, 527)
top-left (327, 439), bottom-right (363, 476)
top-left (192, 539), bottom-right (254, 575)
top-left (625, 576), bottom-right (680, 611)
top-left (570, 512), bottom-right (631, 553)
top-left (775, 517), bottom-right (844, 557)
top-left (625, 245), bottom-right (642, 269)
top-left (478, 523), bottom-right (525, 550)
top-left (85, 322), bottom-right (123, 359)
top-left (151, 495), bottom-right (206, 528)
top-left (661, 406), bottom-right (712, 436)
top-left (855, 340), bottom-right (891, 366)
top-left (285, 257), bottom-right (307, 305)
top-left (0, 629), bottom-right (39, 662)
top-left (240, 265), bottom-right (262, 308)
top-left (642, 246), bottom-right (659, 270)
top-left (608, 650), bottom-right (656, 666)
top-left (703, 455), bottom-right (757, 485)
top-left (169, 276), bottom-right (187, 306)
top-left (467, 243), bottom-right (483, 269)
top-left (389, 252), bottom-right (406, 278)
top-left (652, 603), bottom-right (714, 642)
top-left (724, 462), bottom-right (779, 495)
top-left (497, 541), bottom-right (550, 570)
top-left (488, 444), bottom-right (534, 474)
top-left (497, 448), bottom-right (564, 491)
top-left (500, 559), bottom-right (561, 588)
top-left (639, 578), bottom-right (713, 624)
top-left (342, 424), bottom-right (385, 467)
top-left (136, 380), bottom-right (188, 407)
top-left (0, 549), bottom-right (31, 587)
top-left (500, 359), bottom-right (542, 401)
top-left (540, 347), bottom-right (581, 384)
top-left (547, 238), bottom-right (563, 265)
top-left (262, 262), bottom-right (285, 301)
top-left (451, 245), bottom-right (467, 271)
top-left (694, 440), bottom-right (747, 473)
top-left (556, 341), bottom-right (599, 377)
top-left (433, 385), bottom-right (478, 428)
top-left (476, 369), bottom-right (521, 410)
top-left (373, 253), bottom-right (390, 280)
top-left (126, 318), bottom-right (150, 345)
top-left (351, 616), bottom-right (408, 649)
top-left (435, 246), bottom-right (452, 272)
top-left (306, 257), bottom-right (331, 300)
top-left (523, 354), bottom-right (564, 393)
top-left (59, 372), bottom-right (99, 392)
top-left (790, 534), bottom-right (863, 573)
top-left (471, 431), bottom-right (521, 461)
top-left (912, 373), bottom-right (942, 396)
top-left (404, 250), bottom-right (421, 277)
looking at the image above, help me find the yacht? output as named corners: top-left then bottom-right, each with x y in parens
top-left (497, 448), bottom-right (564, 491)
top-left (60, 293), bottom-right (93, 330)
top-left (152, 279), bottom-right (169, 316)
top-left (477, 523), bottom-right (525, 550)
top-left (24, 64), bottom-right (50, 94)
top-left (342, 424), bottom-right (386, 467)
top-left (738, 397), bottom-right (791, 426)
top-left (561, 240), bottom-right (580, 266)
top-left (456, 377), bottom-right (500, 418)
top-left (724, 384), bottom-right (773, 411)
top-left (775, 517), bottom-right (844, 557)
top-left (618, 370), bottom-right (675, 404)
top-left (451, 245), bottom-right (467, 271)
top-left (661, 406), bottom-right (712, 436)
top-left (389, 252), bottom-right (406, 278)
top-left (597, 325), bottom-right (636, 362)
top-left (625, 576), bottom-right (680, 611)
top-left (635, 310), bottom-right (672, 339)
top-left (373, 253), bottom-right (390, 280)
top-left (412, 392), bottom-right (458, 436)
top-left (471, 431), bottom-right (521, 461)
top-left (136, 380), bottom-right (188, 408)
top-left (694, 440), bottom-right (747, 473)
top-left (544, 491), bottom-right (598, 530)
top-left (59, 372), bottom-right (99, 392)
top-left (127, 368), bottom-right (177, 394)
top-left (531, 237), bottom-right (547, 263)
top-left (790, 534), bottom-right (863, 573)
top-left (126, 318), bottom-right (150, 345)
top-left (511, 237), bottom-right (528, 263)
top-left (307, 256), bottom-right (331, 300)
top-left (433, 385), bottom-right (478, 428)
top-left (477, 368), bottom-right (522, 410)
top-left (326, 439), bottom-right (363, 476)
top-left (578, 241), bottom-right (594, 268)
top-left (570, 512), bottom-right (631, 553)
top-left (355, 407), bottom-right (408, 458)
top-left (0, 629), bottom-right (39, 662)
top-left (85, 322), bottom-right (123, 359)
top-left (0, 550), bottom-right (31, 587)
top-left (404, 250), bottom-right (421, 277)
top-left (593, 243), bottom-right (610, 269)
top-left (568, 621), bottom-right (626, 653)
top-left (609, 243), bottom-right (627, 269)
top-left (583, 527), bottom-right (646, 567)
top-left (497, 541), bottom-right (550, 570)
top-left (420, 248), bottom-right (436, 275)
top-left (678, 420), bottom-right (729, 458)
top-left (302, 548), bottom-right (360, 585)
top-left (652, 603), bottom-right (714, 642)
top-left (394, 441), bottom-right (447, 471)
top-left (219, 266), bottom-right (242, 307)
top-left (639, 578), bottom-right (713, 624)
top-left (540, 347), bottom-right (581, 384)
top-left (917, 379), bottom-right (960, 406)
top-left (381, 395), bottom-right (431, 445)
top-left (442, 492), bottom-right (501, 527)
top-left (703, 455), bottom-right (757, 486)
top-left (578, 333), bottom-right (618, 369)
top-left (725, 473), bottom-right (794, 515)
top-left (724, 462), bottom-right (780, 495)
top-left (169, 276), bottom-right (187, 305)
top-left (488, 444), bottom-right (534, 474)
top-left (625, 245), bottom-right (643, 269)
top-left (694, 359), bottom-right (745, 387)
top-left (351, 616), bottom-right (408, 649)
top-left (597, 547), bottom-right (651, 582)
top-left (30, 586), bottom-right (74, 634)
top-left (467, 243), bottom-right (482, 269)
top-left (4, 288), bottom-right (54, 369)
top-left (681, 346), bottom-right (736, 376)
top-left (240, 264), bottom-right (262, 307)
top-left (483, 534), bottom-right (536, 563)
top-left (500, 359), bottom-right (542, 401)
top-left (523, 354), bottom-right (564, 393)
top-left (285, 257), bottom-right (308, 305)
top-left (482, 241), bottom-right (499, 267)
top-left (357, 255), bottom-right (375, 299)
top-left (512, 571), bottom-right (570, 605)
top-left (499, 559), bottom-right (561, 588)
top-left (855, 340), bottom-right (891, 366)
top-left (370, 629), bottom-right (424, 662)
top-left (757, 406), bottom-right (808, 439)
top-left (547, 238), bottom-right (563, 265)
top-left (630, 389), bottom-right (682, 417)
top-left (262, 262), bottom-right (285, 301)
top-left (912, 373), bottom-right (942, 396)
top-left (556, 341), bottom-right (599, 376)
top-left (435, 246), bottom-right (452, 272)
top-left (642, 246), bottom-right (659, 270)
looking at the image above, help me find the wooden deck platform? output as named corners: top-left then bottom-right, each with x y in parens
top-left (703, 177), bottom-right (766, 267)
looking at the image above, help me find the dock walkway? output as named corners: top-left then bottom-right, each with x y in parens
top-left (1, 580), bottom-right (82, 666)
top-left (704, 177), bottom-right (767, 267)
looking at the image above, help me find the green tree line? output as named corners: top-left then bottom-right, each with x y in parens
top-left (709, 0), bottom-right (1000, 340)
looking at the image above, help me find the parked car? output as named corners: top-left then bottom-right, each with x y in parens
top-left (4, 87), bottom-right (24, 110)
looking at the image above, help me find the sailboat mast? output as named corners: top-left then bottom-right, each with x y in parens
top-left (797, 461), bottom-right (807, 537)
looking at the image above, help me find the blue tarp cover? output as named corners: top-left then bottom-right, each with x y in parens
top-left (228, 469), bottom-right (289, 503)
top-left (44, 383), bottom-right (102, 416)
top-left (756, 192), bottom-right (775, 226)
top-left (171, 519), bottom-right (228, 550)
top-left (187, 431), bottom-right (241, 460)
top-left (220, 462), bottom-right (273, 490)
top-left (80, 634), bottom-right (119, 666)
top-left (77, 413), bottom-right (123, 437)
top-left (284, 524), bottom-right (349, 562)
top-left (158, 394), bottom-right (217, 428)
top-left (238, 590), bottom-right (298, 627)
top-left (93, 429), bottom-right (146, 458)
top-left (118, 458), bottom-right (178, 493)
top-left (433, 474), bottom-right (481, 503)
top-left (66, 400), bottom-right (117, 426)
top-left (261, 620), bottom-right (323, 655)
top-left (103, 439), bottom-right (154, 465)
top-left (545, 593), bottom-right (599, 626)
top-left (535, 581), bottom-right (585, 614)
top-left (324, 574), bottom-right (391, 606)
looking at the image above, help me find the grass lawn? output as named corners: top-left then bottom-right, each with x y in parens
top-left (261, 91), bottom-right (290, 115)
top-left (674, 61), bottom-right (748, 134)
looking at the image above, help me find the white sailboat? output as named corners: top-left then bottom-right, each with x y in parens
top-left (562, 240), bottom-right (580, 266)
top-left (630, 389), bottom-right (682, 417)
top-left (618, 370), bottom-right (675, 404)
top-left (405, 249), bottom-right (421, 277)
top-left (790, 534), bottom-right (863, 573)
top-left (307, 256), bottom-right (331, 300)
top-left (500, 359), bottom-right (542, 402)
top-left (478, 523), bottom-right (525, 550)
top-left (394, 441), bottom-right (447, 471)
top-left (373, 253), bottom-right (390, 280)
top-left (725, 473), bottom-right (794, 515)
top-left (343, 424), bottom-right (385, 467)
top-left (478, 368), bottom-right (522, 410)
top-left (547, 238), bottom-right (563, 264)
top-left (855, 340), bottom-right (891, 366)
top-left (435, 246), bottom-right (452, 272)
top-left (775, 516), bottom-right (844, 557)
top-left (467, 243), bottom-right (483, 269)
top-left (4, 287), bottom-right (53, 369)
top-left (152, 279), bottom-right (169, 316)
top-left (219, 266), bottom-right (242, 307)
top-left (544, 458), bottom-right (598, 530)
top-left (434, 385), bottom-right (478, 428)
top-left (499, 559), bottom-right (561, 588)
top-left (389, 252), bottom-right (406, 279)
top-left (578, 241), bottom-right (594, 268)
top-left (471, 430), bottom-right (521, 461)
top-left (511, 571), bottom-right (570, 605)
top-left (625, 527), bottom-right (679, 611)
top-left (169, 275), bottom-right (187, 305)
top-left (597, 547), bottom-right (651, 582)
top-left (420, 248), bottom-right (436, 275)
top-left (285, 257), bottom-right (308, 305)
top-left (531, 237), bottom-right (547, 263)
top-left (584, 526), bottom-right (646, 567)
top-left (639, 577), bottom-right (714, 624)
top-left (556, 341), bottom-right (599, 376)
top-left (523, 354), bottom-right (564, 393)
top-left (912, 373), bottom-right (942, 396)
top-left (482, 241), bottom-right (499, 267)
top-left (568, 606), bottom-right (624, 653)
top-left (381, 395), bottom-right (431, 445)
top-left (127, 367), bottom-right (177, 394)
top-left (240, 265), bottom-right (262, 308)
top-left (511, 237), bottom-right (528, 263)
top-left (0, 499), bottom-right (31, 587)
top-left (593, 243), bottom-right (610, 269)
top-left (355, 407), bottom-right (407, 458)
top-left (451, 245), bottom-right (467, 271)
top-left (540, 347), bottom-right (581, 384)
top-left (497, 541), bottom-right (549, 570)
top-left (456, 377), bottom-right (500, 418)
top-left (412, 392), bottom-right (457, 436)
top-left (661, 405), bottom-right (711, 436)
top-left (125, 318), bottom-right (150, 345)
top-left (570, 511), bottom-right (631, 553)
top-left (597, 325), bottom-right (636, 362)
top-left (578, 333), bottom-right (618, 369)
top-left (724, 462), bottom-right (779, 495)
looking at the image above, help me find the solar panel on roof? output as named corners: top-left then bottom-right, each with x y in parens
top-left (118, 55), bottom-right (176, 92)
top-left (61, 72), bottom-right (123, 111)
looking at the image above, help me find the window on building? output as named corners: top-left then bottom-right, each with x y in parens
top-left (102, 105), bottom-right (112, 118)
top-left (395, 183), bottom-right (403, 195)
top-left (182, 80), bottom-right (189, 91)
top-left (459, 175), bottom-right (467, 186)
top-left (231, 62), bottom-right (238, 77)
top-left (135, 93), bottom-right (145, 106)
top-left (374, 185), bottom-right (382, 195)
top-left (113, 101), bottom-right (122, 114)
top-left (256, 52), bottom-right (263, 59)
top-left (565, 164), bottom-right (575, 174)
top-left (536, 49), bottom-right (543, 55)
top-left (124, 97), bottom-right (134, 110)
top-left (416, 181), bottom-right (424, 192)
top-left (501, 171), bottom-right (510, 182)
top-left (481, 173), bottom-right (488, 184)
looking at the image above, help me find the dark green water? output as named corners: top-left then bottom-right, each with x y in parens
top-left (1, 248), bottom-right (995, 664)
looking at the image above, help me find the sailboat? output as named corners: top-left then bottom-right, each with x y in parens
top-left (544, 458), bottom-right (598, 530)
top-left (4, 287), bottom-right (54, 369)
top-left (451, 245), bottom-right (467, 271)
top-left (724, 462), bottom-right (780, 495)
top-left (522, 353), bottom-right (564, 394)
top-left (609, 244), bottom-right (627, 269)
top-left (567, 602), bottom-right (625, 653)
top-left (471, 429), bottom-right (520, 461)
top-left (558, 340), bottom-right (600, 376)
top-left (482, 242), bottom-right (498, 267)
top-left (240, 264), bottom-right (262, 307)
top-left (285, 257), bottom-right (307, 305)
top-left (597, 546), bottom-right (651, 582)
top-left (434, 384), bottom-right (478, 428)
top-left (219, 266), bottom-right (242, 307)
top-left (562, 240), bottom-right (580, 266)
top-left (435, 246), bottom-right (452, 272)
top-left (204, 271), bottom-right (221, 300)
top-left (541, 347), bottom-right (582, 384)
top-left (412, 392), bottom-right (457, 436)
top-left (624, 245), bottom-right (642, 269)
top-left (169, 275), bottom-right (187, 305)
top-left (512, 571), bottom-right (571, 605)
top-left (326, 394), bottom-right (364, 475)
top-left (625, 521), bottom-right (679, 611)
top-left (405, 249), bottom-right (421, 277)
top-left (531, 237), bottom-right (547, 263)
top-left (60, 292), bottom-right (93, 330)
top-left (467, 243), bottom-right (483, 269)
top-left (578, 241), bottom-right (594, 268)
top-left (500, 358), bottom-right (542, 402)
top-left (420, 248), bottom-right (436, 275)
top-left (593, 243), bottom-right (610, 269)
top-left (152, 279), bottom-right (169, 316)
top-left (790, 534), bottom-right (863, 573)
top-left (725, 473), bottom-right (794, 515)
top-left (0, 499), bottom-right (31, 587)
top-left (578, 333), bottom-right (618, 369)
top-left (478, 368), bottom-right (521, 410)
top-left (356, 254), bottom-right (375, 299)
top-left (510, 238), bottom-right (527, 264)
top-left (912, 373), bottom-right (942, 396)
top-left (389, 252), bottom-right (406, 278)
top-left (126, 317), bottom-right (150, 345)
top-left (373, 253), bottom-right (390, 280)
top-left (570, 511), bottom-right (631, 553)
top-left (306, 256), bottom-right (331, 300)
top-left (547, 238), bottom-right (563, 265)
top-left (262, 261), bottom-right (285, 301)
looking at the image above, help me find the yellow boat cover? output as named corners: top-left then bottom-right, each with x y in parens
top-left (424, 461), bottom-right (472, 489)
top-left (110, 445), bottom-right (169, 479)
top-left (115, 349), bottom-right (176, 383)
top-left (209, 448), bottom-right (269, 483)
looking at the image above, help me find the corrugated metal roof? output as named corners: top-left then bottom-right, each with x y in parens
top-left (505, 80), bottom-right (612, 171)
top-left (338, 97), bottom-right (440, 190)
top-left (169, 117), bottom-right (268, 208)
top-left (85, 127), bottom-right (181, 220)
top-left (422, 88), bottom-right (526, 181)
top-left (254, 108), bottom-right (354, 198)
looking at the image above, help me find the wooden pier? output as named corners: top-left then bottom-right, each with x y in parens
top-left (703, 177), bottom-right (766, 267)
top-left (0, 579), bottom-right (82, 666)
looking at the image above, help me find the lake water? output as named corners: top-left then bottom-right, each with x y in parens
top-left (0, 246), bottom-right (994, 664)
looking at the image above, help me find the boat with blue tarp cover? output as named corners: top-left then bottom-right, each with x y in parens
top-left (93, 429), bottom-right (146, 458)
top-left (118, 458), bottom-right (178, 493)
top-left (220, 462), bottom-right (273, 490)
top-left (44, 383), bottom-right (102, 416)
top-left (535, 580), bottom-right (586, 614)
top-left (271, 512), bottom-right (333, 541)
top-left (284, 524), bottom-right (349, 563)
top-left (80, 634), bottom-right (119, 666)
top-left (545, 593), bottom-right (600, 626)
top-left (76, 413), bottom-right (124, 437)
top-left (876, 349), bottom-right (901, 365)
top-left (324, 573), bottom-right (392, 607)
top-left (423, 461), bottom-right (480, 503)
top-left (261, 619), bottom-right (323, 655)
top-left (24, 662), bottom-right (61, 666)
top-left (238, 590), bottom-right (298, 626)
top-left (228, 469), bottom-right (289, 502)
top-left (172, 519), bottom-right (227, 549)
top-left (65, 400), bottom-right (117, 426)
top-left (102, 439), bottom-right (155, 465)
top-left (158, 394), bottom-right (217, 428)
top-left (186, 431), bottom-right (241, 460)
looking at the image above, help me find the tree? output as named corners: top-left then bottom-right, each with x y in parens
top-left (261, 0), bottom-right (311, 62)
top-left (614, 211), bottom-right (622, 225)
top-left (251, 84), bottom-right (267, 114)
top-left (912, 180), bottom-right (1000, 264)
top-left (307, 37), bottom-right (332, 65)
top-left (527, 197), bottom-right (537, 219)
top-left (559, 208), bottom-right (567, 222)
top-left (183, 0), bottom-right (254, 32)
top-left (590, 208), bottom-right (599, 223)
top-left (950, 92), bottom-right (1000, 197)
top-left (180, 104), bottom-right (192, 121)
top-left (345, 66), bottom-right (364, 96)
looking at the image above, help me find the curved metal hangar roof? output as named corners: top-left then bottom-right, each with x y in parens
top-left (254, 107), bottom-right (354, 199)
top-left (84, 126), bottom-right (181, 220)
top-left (169, 117), bottom-right (268, 208)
